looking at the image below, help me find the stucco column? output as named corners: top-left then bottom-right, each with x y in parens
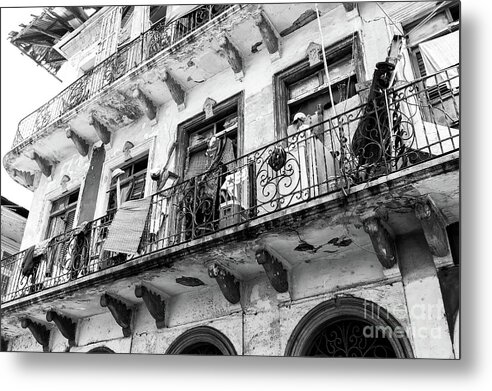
top-left (397, 233), bottom-right (454, 358)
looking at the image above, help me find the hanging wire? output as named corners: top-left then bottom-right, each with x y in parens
top-left (315, 3), bottom-right (338, 118)
top-left (315, 3), bottom-right (351, 197)
top-left (376, 2), bottom-right (405, 36)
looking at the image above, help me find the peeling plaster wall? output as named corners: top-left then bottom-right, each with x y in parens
top-left (6, 4), bottom-right (457, 359)
top-left (18, 3), bottom-right (390, 252)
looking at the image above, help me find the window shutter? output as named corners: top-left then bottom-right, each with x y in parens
top-left (128, 174), bottom-right (146, 200)
top-left (64, 209), bottom-right (76, 233)
top-left (95, 7), bottom-right (123, 65)
top-left (415, 50), bottom-right (427, 77)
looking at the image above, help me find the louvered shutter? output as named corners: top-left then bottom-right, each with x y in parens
top-left (95, 7), bottom-right (123, 65)
top-left (128, 174), bottom-right (146, 200)
top-left (64, 209), bottom-right (76, 233)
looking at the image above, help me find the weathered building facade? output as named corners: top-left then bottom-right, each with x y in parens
top-left (1, 2), bottom-right (459, 358)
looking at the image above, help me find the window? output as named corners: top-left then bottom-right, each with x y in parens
top-left (176, 94), bottom-right (243, 180)
top-left (173, 93), bottom-right (244, 239)
top-left (46, 189), bottom-right (80, 239)
top-left (118, 6), bottom-right (135, 47)
top-left (270, 36), bottom-right (363, 201)
top-left (405, 4), bottom-right (459, 126)
top-left (274, 35), bottom-right (363, 140)
top-left (1, 251), bottom-right (13, 296)
top-left (106, 155), bottom-right (149, 214)
top-left (150, 6), bottom-right (167, 25)
top-left (184, 111), bottom-right (238, 180)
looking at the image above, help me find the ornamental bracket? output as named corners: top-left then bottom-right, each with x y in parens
top-left (218, 34), bottom-right (244, 80)
top-left (254, 245), bottom-right (289, 293)
top-left (89, 112), bottom-right (111, 145)
top-left (66, 125), bottom-right (90, 156)
top-left (28, 151), bottom-right (52, 178)
top-left (100, 293), bottom-right (133, 337)
top-left (254, 11), bottom-right (280, 60)
top-left (208, 263), bottom-right (241, 304)
top-left (135, 285), bottom-right (167, 328)
top-left (363, 216), bottom-right (397, 269)
top-left (46, 310), bottom-right (77, 346)
top-left (415, 196), bottom-right (449, 257)
top-left (20, 318), bottom-right (50, 352)
top-left (133, 86), bottom-right (157, 121)
top-left (159, 68), bottom-right (186, 111)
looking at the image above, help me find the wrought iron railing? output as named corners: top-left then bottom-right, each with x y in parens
top-left (12, 4), bottom-right (235, 148)
top-left (1, 66), bottom-right (459, 303)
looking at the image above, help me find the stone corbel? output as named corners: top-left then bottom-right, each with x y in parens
top-left (60, 175), bottom-right (70, 193)
top-left (123, 141), bottom-right (134, 161)
top-left (100, 293), bottom-right (133, 337)
top-left (20, 318), bottom-right (50, 352)
top-left (89, 112), bottom-right (111, 145)
top-left (208, 263), bottom-right (241, 304)
top-left (159, 68), bottom-right (186, 111)
top-left (218, 34), bottom-right (244, 80)
top-left (66, 125), bottom-right (90, 156)
top-left (415, 196), bottom-right (449, 258)
top-left (134, 285), bottom-right (167, 329)
top-left (203, 97), bottom-right (217, 119)
top-left (363, 216), bottom-right (397, 269)
top-left (254, 11), bottom-right (280, 60)
top-left (46, 310), bottom-right (77, 346)
top-left (28, 151), bottom-right (52, 178)
top-left (254, 245), bottom-right (289, 293)
top-left (132, 86), bottom-right (157, 122)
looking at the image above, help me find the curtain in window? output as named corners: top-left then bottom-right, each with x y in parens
top-left (419, 31), bottom-right (459, 88)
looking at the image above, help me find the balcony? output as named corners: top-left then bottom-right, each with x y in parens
top-left (10, 4), bottom-right (236, 149)
top-left (1, 66), bottom-right (460, 304)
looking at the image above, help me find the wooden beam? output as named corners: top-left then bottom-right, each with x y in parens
top-left (255, 246), bottom-right (288, 293)
top-left (66, 7), bottom-right (88, 23)
top-left (135, 285), bottom-right (166, 328)
top-left (218, 34), bottom-right (244, 80)
top-left (20, 318), bottom-right (50, 352)
top-left (100, 293), bottom-right (133, 337)
top-left (415, 196), bottom-right (449, 257)
top-left (363, 216), bottom-right (397, 269)
top-left (46, 9), bottom-right (74, 31)
top-left (160, 68), bottom-right (186, 111)
top-left (208, 264), bottom-right (241, 304)
top-left (29, 25), bottom-right (62, 41)
top-left (46, 310), bottom-right (77, 346)
top-left (253, 12), bottom-right (280, 59)
top-left (66, 126), bottom-right (90, 156)
top-left (89, 112), bottom-right (111, 144)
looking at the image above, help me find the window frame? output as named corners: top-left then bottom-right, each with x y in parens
top-left (273, 34), bottom-right (365, 140)
top-left (175, 92), bottom-right (245, 180)
top-left (106, 154), bottom-right (149, 214)
top-left (45, 188), bottom-right (80, 240)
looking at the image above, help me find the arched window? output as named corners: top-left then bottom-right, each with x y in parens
top-left (87, 346), bottom-right (115, 354)
top-left (285, 297), bottom-right (413, 358)
top-left (166, 326), bottom-right (236, 355)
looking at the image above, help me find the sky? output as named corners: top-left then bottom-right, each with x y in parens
top-left (0, 8), bottom-right (72, 210)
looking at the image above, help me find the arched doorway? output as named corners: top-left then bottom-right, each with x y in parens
top-left (285, 297), bottom-right (413, 358)
top-left (166, 326), bottom-right (237, 355)
top-left (87, 346), bottom-right (114, 353)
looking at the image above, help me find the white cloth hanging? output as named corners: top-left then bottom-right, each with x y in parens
top-left (419, 31), bottom-right (459, 88)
